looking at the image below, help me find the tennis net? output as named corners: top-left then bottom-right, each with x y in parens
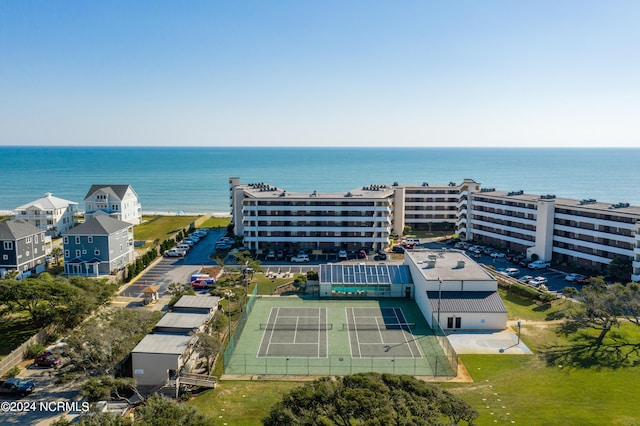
top-left (260, 323), bottom-right (333, 331)
top-left (342, 322), bottom-right (416, 331)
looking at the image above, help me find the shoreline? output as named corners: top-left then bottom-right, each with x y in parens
top-left (0, 210), bottom-right (231, 218)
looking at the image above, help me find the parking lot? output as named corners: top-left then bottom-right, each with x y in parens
top-left (422, 241), bottom-right (580, 293)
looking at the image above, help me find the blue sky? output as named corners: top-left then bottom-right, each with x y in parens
top-left (1, 1), bottom-right (638, 147)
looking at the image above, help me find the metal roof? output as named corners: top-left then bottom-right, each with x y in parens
top-left (154, 313), bottom-right (210, 330)
top-left (427, 291), bottom-right (507, 313)
top-left (173, 295), bottom-right (220, 310)
top-left (131, 334), bottom-right (194, 355)
top-left (319, 264), bottom-right (413, 285)
top-left (16, 193), bottom-right (78, 211)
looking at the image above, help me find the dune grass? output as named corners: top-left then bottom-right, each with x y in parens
top-left (133, 215), bottom-right (199, 246)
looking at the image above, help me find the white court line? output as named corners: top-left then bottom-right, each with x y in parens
top-left (258, 307), bottom-right (276, 358)
top-left (392, 307), bottom-right (415, 358)
top-left (374, 317), bottom-right (385, 344)
top-left (293, 317), bottom-right (299, 343)
top-left (265, 307), bottom-right (281, 356)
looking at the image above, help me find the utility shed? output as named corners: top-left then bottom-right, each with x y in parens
top-left (131, 334), bottom-right (194, 386)
top-left (153, 313), bottom-right (210, 335)
top-left (172, 295), bottom-right (220, 314)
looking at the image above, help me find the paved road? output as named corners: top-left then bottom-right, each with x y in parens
top-left (2, 365), bottom-right (84, 425)
top-left (119, 228), bottom-right (225, 298)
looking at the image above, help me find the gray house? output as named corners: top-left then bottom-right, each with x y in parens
top-left (63, 216), bottom-right (134, 277)
top-left (0, 220), bottom-right (47, 279)
top-left (131, 334), bottom-right (195, 387)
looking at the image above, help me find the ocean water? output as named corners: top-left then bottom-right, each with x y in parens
top-left (1, 147), bottom-right (638, 214)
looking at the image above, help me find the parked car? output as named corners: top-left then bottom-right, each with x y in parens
top-left (472, 250), bottom-right (482, 258)
top-left (338, 249), bottom-right (348, 260)
top-left (529, 276), bottom-right (548, 286)
top-left (519, 275), bottom-right (534, 284)
top-left (528, 260), bottom-right (550, 270)
top-left (290, 254), bottom-right (310, 263)
top-left (176, 243), bottom-right (191, 252)
top-left (215, 244), bottom-right (232, 251)
top-left (267, 249), bottom-right (275, 259)
top-left (564, 273), bottom-right (586, 282)
top-left (358, 249), bottom-right (367, 259)
top-left (164, 248), bottom-right (185, 257)
top-left (0, 378), bottom-right (35, 397)
top-left (373, 251), bottom-right (387, 261)
top-left (34, 352), bottom-right (61, 368)
top-left (403, 238), bottom-right (420, 246)
top-left (575, 276), bottom-right (591, 285)
top-left (183, 238), bottom-right (198, 246)
top-left (276, 250), bottom-right (285, 260)
top-left (186, 235), bottom-right (200, 243)
top-left (504, 268), bottom-right (520, 277)
top-left (392, 245), bottom-right (405, 254)
top-left (490, 251), bottom-right (506, 258)
top-left (483, 247), bottom-right (494, 255)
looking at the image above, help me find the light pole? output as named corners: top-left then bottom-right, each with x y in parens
top-left (437, 277), bottom-right (442, 327)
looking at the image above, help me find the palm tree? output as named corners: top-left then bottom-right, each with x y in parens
top-left (51, 247), bottom-right (63, 265)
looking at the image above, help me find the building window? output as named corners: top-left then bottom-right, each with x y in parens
top-left (65, 250), bottom-right (70, 258)
top-left (26, 251), bottom-right (30, 256)
top-left (75, 236), bottom-right (80, 244)
top-left (2, 241), bottom-right (13, 250)
top-left (63, 236), bottom-right (69, 244)
top-left (88, 236), bottom-right (93, 243)
top-left (2, 255), bottom-right (7, 260)
top-left (34, 235), bottom-right (38, 243)
top-left (26, 236), bottom-right (32, 243)
top-left (94, 249), bottom-right (100, 255)
top-left (75, 250), bottom-right (81, 257)
top-left (82, 250), bottom-right (87, 254)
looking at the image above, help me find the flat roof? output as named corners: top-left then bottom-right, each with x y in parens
top-left (154, 313), bottom-right (210, 330)
top-left (320, 263), bottom-right (412, 285)
top-left (427, 291), bottom-right (507, 313)
top-left (172, 295), bottom-right (220, 310)
top-left (239, 182), bottom-right (394, 200)
top-left (405, 249), bottom-right (496, 282)
top-left (132, 334), bottom-right (194, 355)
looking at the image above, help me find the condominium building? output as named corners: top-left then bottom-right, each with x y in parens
top-left (229, 177), bottom-right (640, 280)
top-left (229, 178), bottom-right (394, 252)
top-left (465, 189), bottom-right (640, 277)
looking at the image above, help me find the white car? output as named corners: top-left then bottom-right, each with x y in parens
top-left (528, 276), bottom-right (548, 286)
top-left (490, 252), bottom-right (506, 258)
top-left (175, 243), bottom-right (191, 252)
top-left (564, 273), bottom-right (586, 282)
top-left (164, 248), bottom-right (185, 257)
top-left (519, 275), bottom-right (534, 283)
top-left (290, 254), bottom-right (310, 263)
top-left (338, 249), bottom-right (348, 260)
top-left (528, 260), bottom-right (550, 270)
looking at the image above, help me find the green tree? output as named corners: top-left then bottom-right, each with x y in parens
top-left (606, 256), bottom-right (633, 283)
top-left (194, 332), bottom-right (221, 374)
top-left (134, 394), bottom-right (214, 426)
top-left (263, 373), bottom-right (478, 426)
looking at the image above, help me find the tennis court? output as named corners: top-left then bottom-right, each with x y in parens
top-left (224, 297), bottom-right (457, 378)
top-left (258, 307), bottom-right (329, 357)
top-left (345, 307), bottom-right (422, 358)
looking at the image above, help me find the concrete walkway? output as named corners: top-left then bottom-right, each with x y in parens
top-left (446, 329), bottom-right (533, 355)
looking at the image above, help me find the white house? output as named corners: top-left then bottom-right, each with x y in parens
top-left (84, 184), bottom-right (142, 225)
top-left (14, 192), bottom-right (78, 236)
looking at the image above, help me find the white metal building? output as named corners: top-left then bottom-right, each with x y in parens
top-left (404, 249), bottom-right (507, 331)
top-left (131, 334), bottom-right (195, 387)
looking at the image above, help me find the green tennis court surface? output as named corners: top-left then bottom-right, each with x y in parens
top-left (224, 297), bottom-right (456, 378)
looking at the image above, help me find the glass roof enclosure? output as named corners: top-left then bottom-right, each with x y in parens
top-left (319, 264), bottom-right (413, 297)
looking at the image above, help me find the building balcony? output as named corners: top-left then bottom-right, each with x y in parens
top-left (552, 236), bottom-right (634, 257)
top-left (554, 213), bottom-right (637, 230)
top-left (553, 224), bottom-right (636, 243)
top-left (243, 236), bottom-right (390, 243)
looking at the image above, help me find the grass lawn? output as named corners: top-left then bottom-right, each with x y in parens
top-left (252, 273), bottom-right (305, 295)
top-left (499, 287), bottom-right (575, 322)
top-left (198, 216), bottom-right (231, 229)
top-left (133, 215), bottom-right (200, 248)
top-left (187, 381), bottom-right (303, 425)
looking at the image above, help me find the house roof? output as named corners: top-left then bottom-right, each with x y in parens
top-left (172, 295), bottom-right (220, 310)
top-left (15, 193), bottom-right (78, 211)
top-left (0, 219), bottom-right (42, 240)
top-left (132, 334), bottom-right (194, 355)
top-left (64, 215), bottom-right (131, 236)
top-left (142, 286), bottom-right (160, 293)
top-left (427, 291), bottom-right (507, 314)
top-left (84, 184), bottom-right (136, 201)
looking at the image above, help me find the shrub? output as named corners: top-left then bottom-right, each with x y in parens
top-left (5, 366), bottom-right (20, 378)
top-left (510, 282), bottom-right (541, 299)
top-left (25, 343), bottom-right (46, 359)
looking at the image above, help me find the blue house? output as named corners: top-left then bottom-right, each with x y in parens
top-left (0, 219), bottom-right (47, 279)
top-left (63, 216), bottom-right (134, 277)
